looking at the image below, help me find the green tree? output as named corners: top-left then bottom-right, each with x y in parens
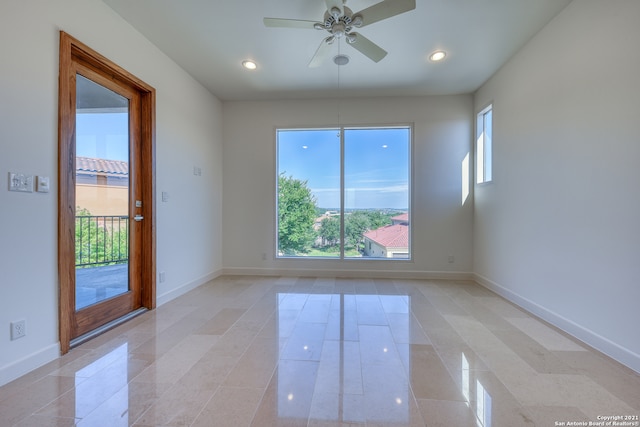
top-left (366, 210), bottom-right (392, 230)
top-left (75, 207), bottom-right (107, 266)
top-left (108, 218), bottom-right (129, 262)
top-left (278, 173), bottom-right (318, 255)
top-left (345, 211), bottom-right (370, 252)
top-left (75, 207), bottom-right (128, 267)
top-left (319, 216), bottom-right (340, 247)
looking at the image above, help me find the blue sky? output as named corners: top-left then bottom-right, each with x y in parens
top-left (76, 112), bottom-right (129, 162)
top-left (278, 127), bottom-right (410, 210)
top-left (76, 118), bottom-right (410, 210)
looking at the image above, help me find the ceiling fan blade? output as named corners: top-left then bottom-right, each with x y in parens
top-left (348, 33), bottom-right (387, 62)
top-left (263, 17), bottom-right (318, 29)
top-left (325, 0), bottom-right (344, 17)
top-left (309, 37), bottom-right (334, 68)
top-left (353, 0), bottom-right (416, 27)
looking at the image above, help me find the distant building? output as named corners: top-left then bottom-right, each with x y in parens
top-left (313, 210), bottom-right (340, 231)
top-left (363, 213), bottom-right (409, 258)
top-left (76, 157), bottom-right (129, 216)
top-left (390, 213), bottom-right (408, 225)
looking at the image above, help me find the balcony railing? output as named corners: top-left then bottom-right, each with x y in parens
top-left (76, 215), bottom-right (129, 268)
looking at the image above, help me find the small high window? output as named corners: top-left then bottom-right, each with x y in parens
top-left (476, 104), bottom-right (493, 184)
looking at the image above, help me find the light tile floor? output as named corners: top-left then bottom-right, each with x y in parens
top-left (1, 276), bottom-right (639, 426)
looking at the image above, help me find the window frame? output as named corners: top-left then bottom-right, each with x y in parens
top-left (275, 124), bottom-right (413, 261)
top-left (476, 103), bottom-right (493, 184)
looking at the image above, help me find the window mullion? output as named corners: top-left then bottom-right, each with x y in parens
top-left (339, 126), bottom-right (345, 259)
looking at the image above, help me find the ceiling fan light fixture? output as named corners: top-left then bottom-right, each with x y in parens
top-left (429, 50), bottom-right (446, 62)
top-left (263, 0), bottom-right (416, 67)
top-left (332, 22), bottom-right (346, 38)
top-left (242, 60), bottom-right (258, 70)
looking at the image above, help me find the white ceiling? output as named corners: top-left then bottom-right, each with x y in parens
top-left (102, 0), bottom-right (572, 101)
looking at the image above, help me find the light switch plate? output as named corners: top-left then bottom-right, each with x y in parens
top-left (8, 173), bottom-right (33, 192)
top-left (37, 176), bottom-right (50, 193)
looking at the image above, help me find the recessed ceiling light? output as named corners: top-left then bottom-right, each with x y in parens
top-left (242, 60), bottom-right (257, 70)
top-left (429, 51), bottom-right (446, 62)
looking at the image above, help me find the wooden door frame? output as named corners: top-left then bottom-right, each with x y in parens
top-left (58, 31), bottom-right (156, 354)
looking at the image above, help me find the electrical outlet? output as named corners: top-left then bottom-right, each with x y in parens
top-left (448, 255), bottom-right (455, 263)
top-left (159, 271), bottom-right (166, 283)
top-left (10, 320), bottom-right (26, 340)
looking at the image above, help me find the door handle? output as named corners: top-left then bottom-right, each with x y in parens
top-left (134, 215), bottom-right (144, 222)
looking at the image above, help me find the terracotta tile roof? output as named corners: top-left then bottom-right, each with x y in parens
top-left (391, 213), bottom-right (409, 222)
top-left (363, 224), bottom-right (409, 248)
top-left (76, 157), bottom-right (128, 176)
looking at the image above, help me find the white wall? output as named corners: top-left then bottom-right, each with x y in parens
top-left (474, 0), bottom-right (640, 372)
top-left (0, 0), bottom-right (223, 385)
top-left (222, 96), bottom-right (474, 277)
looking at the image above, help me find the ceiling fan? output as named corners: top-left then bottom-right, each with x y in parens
top-left (264, 0), bottom-right (416, 67)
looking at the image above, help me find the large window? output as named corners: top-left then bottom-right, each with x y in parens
top-left (277, 126), bottom-right (411, 259)
top-left (476, 104), bottom-right (493, 184)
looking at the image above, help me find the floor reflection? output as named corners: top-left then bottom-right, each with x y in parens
top-left (75, 344), bottom-right (129, 425)
top-left (5, 277), bottom-right (637, 426)
top-left (276, 293), bottom-right (410, 425)
top-left (462, 352), bottom-right (493, 427)
top-left (476, 379), bottom-right (492, 427)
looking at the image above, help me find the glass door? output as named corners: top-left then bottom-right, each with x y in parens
top-left (58, 32), bottom-right (155, 353)
top-left (68, 66), bottom-right (145, 341)
top-left (75, 74), bottom-right (131, 311)
top-left (71, 69), bottom-right (144, 339)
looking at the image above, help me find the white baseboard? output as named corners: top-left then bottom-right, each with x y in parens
top-left (156, 269), bottom-right (223, 306)
top-left (221, 267), bottom-right (474, 281)
top-left (0, 343), bottom-right (60, 387)
top-left (473, 273), bottom-right (640, 374)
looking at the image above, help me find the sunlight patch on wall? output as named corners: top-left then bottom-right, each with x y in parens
top-left (462, 152), bottom-right (470, 205)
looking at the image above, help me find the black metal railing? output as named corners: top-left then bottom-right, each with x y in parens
top-left (75, 215), bottom-right (129, 268)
